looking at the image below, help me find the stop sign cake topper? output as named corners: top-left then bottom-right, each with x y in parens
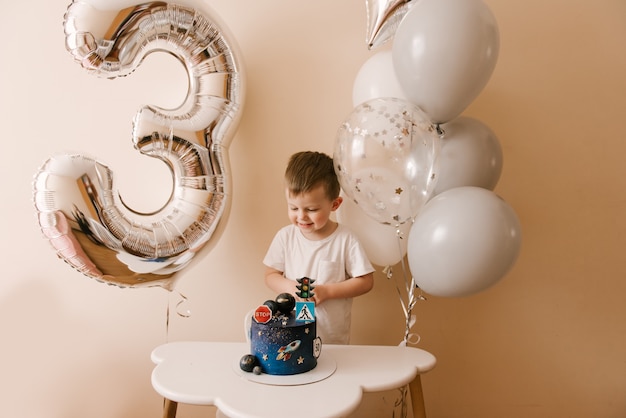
top-left (253, 305), bottom-right (272, 324)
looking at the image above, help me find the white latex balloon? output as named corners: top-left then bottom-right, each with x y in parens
top-left (336, 196), bottom-right (411, 266)
top-left (392, 0), bottom-right (500, 123)
top-left (434, 116), bottom-right (503, 195)
top-left (407, 187), bottom-right (521, 297)
top-left (352, 50), bottom-right (407, 107)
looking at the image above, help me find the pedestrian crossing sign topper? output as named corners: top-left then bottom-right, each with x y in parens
top-left (295, 301), bottom-right (315, 322)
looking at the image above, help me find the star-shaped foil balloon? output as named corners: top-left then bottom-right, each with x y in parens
top-left (366, 0), bottom-right (415, 49)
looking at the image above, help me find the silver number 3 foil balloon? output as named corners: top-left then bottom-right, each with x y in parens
top-left (32, 0), bottom-right (245, 290)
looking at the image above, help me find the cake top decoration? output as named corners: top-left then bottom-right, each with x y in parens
top-left (296, 277), bottom-right (315, 299)
top-left (254, 293), bottom-right (296, 324)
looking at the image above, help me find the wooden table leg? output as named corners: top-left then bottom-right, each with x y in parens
top-left (409, 375), bottom-right (427, 418)
top-left (162, 398), bottom-right (178, 418)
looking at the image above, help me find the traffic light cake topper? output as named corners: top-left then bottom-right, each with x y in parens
top-left (296, 277), bottom-right (315, 299)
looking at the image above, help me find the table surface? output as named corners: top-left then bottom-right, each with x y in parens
top-left (151, 341), bottom-right (436, 418)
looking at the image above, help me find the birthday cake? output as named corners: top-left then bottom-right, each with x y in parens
top-left (240, 290), bottom-right (321, 376)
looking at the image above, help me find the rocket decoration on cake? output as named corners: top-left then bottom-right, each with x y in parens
top-left (276, 340), bottom-right (301, 361)
top-left (296, 277), bottom-right (315, 299)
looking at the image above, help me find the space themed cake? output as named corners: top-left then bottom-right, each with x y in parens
top-left (241, 289), bottom-right (321, 376)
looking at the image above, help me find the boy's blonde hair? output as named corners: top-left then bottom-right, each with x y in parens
top-left (285, 151), bottom-right (340, 200)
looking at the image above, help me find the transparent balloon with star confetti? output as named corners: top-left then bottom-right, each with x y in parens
top-left (333, 97), bottom-right (440, 226)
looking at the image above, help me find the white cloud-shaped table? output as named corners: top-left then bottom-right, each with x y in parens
top-left (151, 341), bottom-right (436, 418)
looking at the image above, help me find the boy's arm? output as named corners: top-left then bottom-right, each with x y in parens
top-left (313, 272), bottom-right (374, 306)
top-left (264, 266), bottom-right (299, 296)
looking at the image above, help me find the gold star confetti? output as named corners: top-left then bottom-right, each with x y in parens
top-left (263, 354), bottom-right (268, 361)
top-left (395, 187), bottom-right (403, 194)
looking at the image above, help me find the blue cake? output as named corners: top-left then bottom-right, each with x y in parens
top-left (249, 310), bottom-right (321, 375)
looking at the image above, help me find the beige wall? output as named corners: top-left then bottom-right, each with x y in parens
top-left (1, 0), bottom-right (624, 417)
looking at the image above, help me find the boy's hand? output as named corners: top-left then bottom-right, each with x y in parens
top-left (310, 284), bottom-right (329, 306)
top-left (310, 273), bottom-right (374, 306)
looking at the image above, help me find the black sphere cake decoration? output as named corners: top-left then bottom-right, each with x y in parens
top-left (263, 299), bottom-right (278, 315)
top-left (239, 354), bottom-right (258, 372)
top-left (275, 292), bottom-right (295, 314)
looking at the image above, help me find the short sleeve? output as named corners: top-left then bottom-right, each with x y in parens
top-left (344, 228), bottom-right (375, 278)
top-left (263, 227), bottom-right (287, 272)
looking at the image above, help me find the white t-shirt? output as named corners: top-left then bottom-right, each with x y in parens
top-left (263, 223), bottom-right (375, 344)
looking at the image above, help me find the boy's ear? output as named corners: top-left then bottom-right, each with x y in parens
top-left (332, 196), bottom-right (343, 211)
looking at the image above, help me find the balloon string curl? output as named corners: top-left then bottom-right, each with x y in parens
top-left (165, 291), bottom-right (191, 341)
top-left (392, 385), bottom-right (409, 418)
top-left (383, 225), bottom-right (425, 346)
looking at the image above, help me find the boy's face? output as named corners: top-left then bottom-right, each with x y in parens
top-left (286, 184), bottom-right (342, 240)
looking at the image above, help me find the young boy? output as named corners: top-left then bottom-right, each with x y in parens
top-left (263, 151), bottom-right (375, 344)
